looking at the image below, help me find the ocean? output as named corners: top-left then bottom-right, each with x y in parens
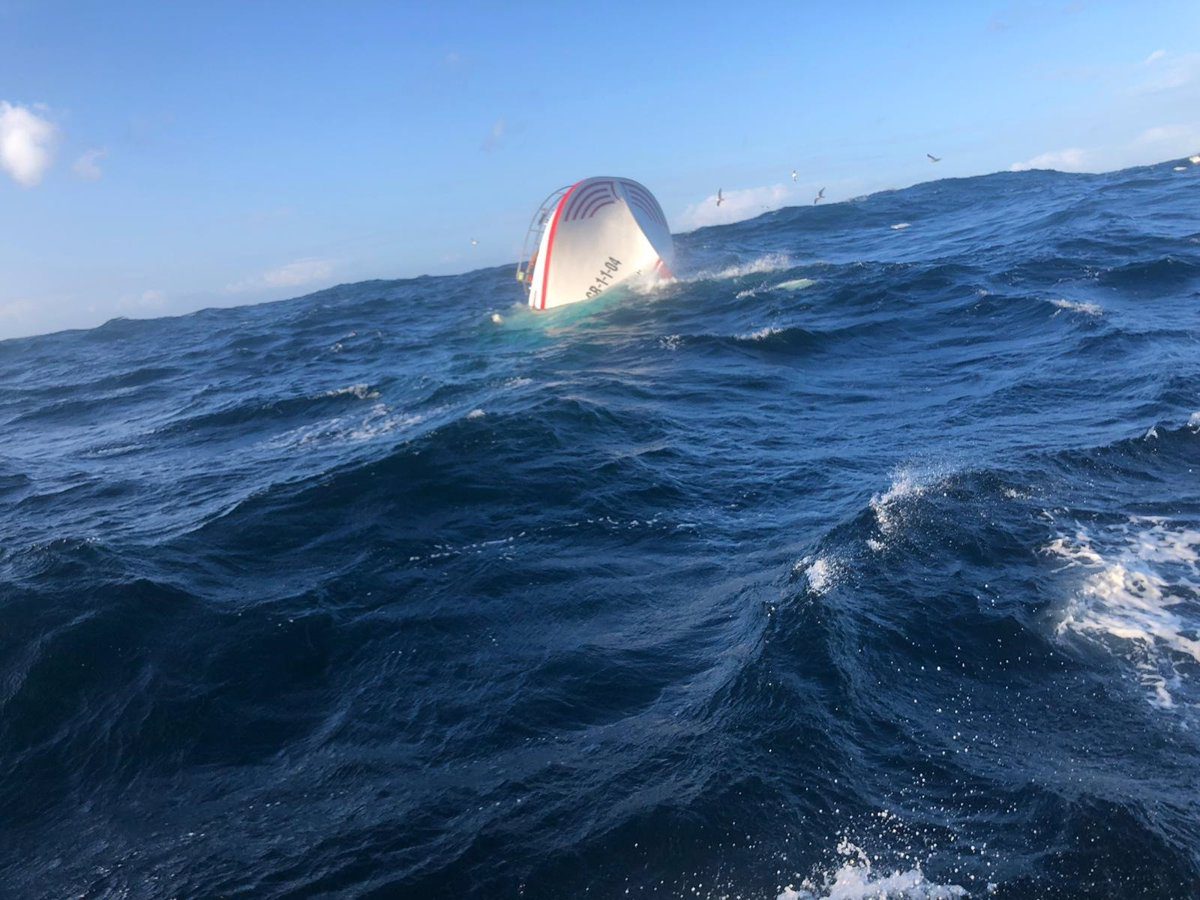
top-left (1, 160), bottom-right (1199, 898)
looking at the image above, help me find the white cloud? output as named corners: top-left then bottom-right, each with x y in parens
top-left (1011, 51), bottom-right (1200, 174)
top-left (72, 147), bottom-right (107, 181)
top-left (226, 258), bottom-right (335, 293)
top-left (0, 101), bottom-right (57, 187)
top-left (678, 183), bottom-right (792, 230)
top-left (1010, 147), bottom-right (1091, 172)
top-left (481, 117), bottom-right (506, 152)
top-left (1134, 122), bottom-right (1200, 156)
top-left (1132, 51), bottom-right (1200, 94)
top-left (1011, 120), bottom-right (1200, 174)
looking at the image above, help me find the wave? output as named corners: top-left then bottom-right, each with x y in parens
top-left (0, 559), bottom-right (342, 831)
top-left (1049, 298), bottom-right (1103, 316)
top-left (323, 383), bottom-right (380, 400)
top-left (660, 319), bottom-right (887, 355)
top-left (3, 159), bottom-right (1200, 897)
top-left (716, 325), bottom-right (826, 351)
top-left (868, 466), bottom-right (948, 544)
top-left (122, 382), bottom-right (394, 447)
top-left (177, 392), bottom-right (695, 566)
top-left (1098, 256), bottom-right (1200, 292)
top-left (686, 252), bottom-right (799, 282)
top-left (266, 401), bottom-right (427, 449)
top-left (735, 277), bottom-right (817, 299)
top-left (737, 325), bottom-right (785, 342)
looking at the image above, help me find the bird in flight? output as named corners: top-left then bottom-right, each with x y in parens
top-left (716, 189), bottom-right (725, 207)
top-left (791, 169), bottom-right (798, 183)
top-left (470, 238), bottom-right (478, 246)
top-left (813, 187), bottom-right (825, 205)
top-left (927, 153), bottom-right (942, 163)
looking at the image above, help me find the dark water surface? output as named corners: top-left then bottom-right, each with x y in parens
top-left (2, 162), bottom-right (1200, 898)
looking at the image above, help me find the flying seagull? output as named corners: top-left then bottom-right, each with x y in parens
top-left (791, 169), bottom-right (798, 182)
top-left (813, 187), bottom-right (825, 205)
top-left (470, 238), bottom-right (478, 246)
top-left (716, 189), bottom-right (725, 207)
top-left (927, 153), bottom-right (942, 163)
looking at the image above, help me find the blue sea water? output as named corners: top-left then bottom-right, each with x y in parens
top-left (2, 160), bottom-right (1200, 899)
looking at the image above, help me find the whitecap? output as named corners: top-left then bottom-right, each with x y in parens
top-left (1045, 518), bottom-right (1200, 709)
top-left (779, 841), bottom-right (966, 899)
top-left (738, 326), bottom-right (782, 342)
top-left (794, 554), bottom-right (845, 594)
top-left (628, 274), bottom-right (676, 297)
top-left (1049, 298), bottom-right (1102, 316)
top-left (890, 222), bottom-right (911, 231)
top-left (869, 467), bottom-right (938, 539)
top-left (347, 404), bottom-right (425, 442)
top-left (688, 253), bottom-right (797, 282)
top-left (778, 867), bottom-right (966, 900)
top-left (323, 383), bottom-right (379, 400)
top-left (773, 278), bottom-right (816, 291)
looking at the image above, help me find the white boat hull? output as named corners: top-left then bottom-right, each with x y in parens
top-left (525, 177), bottom-right (673, 311)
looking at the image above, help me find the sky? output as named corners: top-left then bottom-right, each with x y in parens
top-left (2, 0), bottom-right (1198, 340)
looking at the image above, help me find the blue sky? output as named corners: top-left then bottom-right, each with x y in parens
top-left (2, 0), bottom-right (1198, 339)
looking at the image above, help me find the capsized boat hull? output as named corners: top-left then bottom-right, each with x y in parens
top-left (522, 177), bottom-right (674, 311)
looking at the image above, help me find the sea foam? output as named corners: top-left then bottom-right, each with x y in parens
top-left (778, 841), bottom-right (967, 900)
top-left (1046, 517), bottom-right (1200, 709)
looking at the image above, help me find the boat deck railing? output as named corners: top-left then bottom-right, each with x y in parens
top-left (516, 185), bottom-right (572, 293)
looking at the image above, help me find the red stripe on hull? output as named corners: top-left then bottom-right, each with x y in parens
top-left (539, 182), bottom-right (580, 310)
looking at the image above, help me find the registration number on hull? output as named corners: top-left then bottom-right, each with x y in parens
top-left (585, 257), bottom-right (623, 299)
